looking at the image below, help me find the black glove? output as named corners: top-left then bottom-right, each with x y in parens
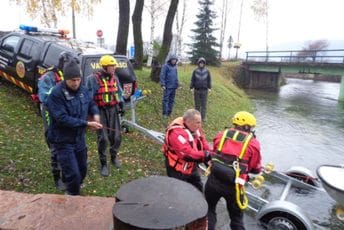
top-left (204, 150), bottom-right (212, 162)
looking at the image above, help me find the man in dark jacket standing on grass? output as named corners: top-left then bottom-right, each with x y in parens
top-left (38, 51), bottom-right (76, 191)
top-left (47, 59), bottom-right (103, 195)
top-left (160, 54), bottom-right (179, 118)
top-left (190, 57), bottom-right (212, 122)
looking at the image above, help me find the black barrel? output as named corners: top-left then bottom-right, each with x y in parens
top-left (113, 176), bottom-right (208, 229)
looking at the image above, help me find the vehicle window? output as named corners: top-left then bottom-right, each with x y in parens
top-left (31, 41), bottom-right (41, 60)
top-left (43, 44), bottom-right (65, 67)
top-left (1, 35), bottom-right (20, 53)
top-left (82, 56), bottom-right (102, 77)
top-left (19, 39), bottom-right (33, 58)
top-left (19, 39), bottom-right (41, 60)
top-left (115, 56), bottom-right (136, 83)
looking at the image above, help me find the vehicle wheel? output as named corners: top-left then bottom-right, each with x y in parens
top-left (263, 212), bottom-right (307, 230)
top-left (287, 172), bottom-right (317, 186)
top-left (285, 167), bottom-right (318, 186)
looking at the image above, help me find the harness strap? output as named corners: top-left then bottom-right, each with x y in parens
top-left (217, 129), bottom-right (253, 161)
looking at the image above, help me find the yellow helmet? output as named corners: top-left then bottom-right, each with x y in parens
top-left (232, 111), bottom-right (256, 127)
top-left (99, 55), bottom-right (118, 67)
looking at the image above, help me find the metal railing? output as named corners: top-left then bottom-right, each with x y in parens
top-left (245, 49), bottom-right (344, 64)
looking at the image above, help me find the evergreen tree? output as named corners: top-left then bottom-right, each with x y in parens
top-left (189, 0), bottom-right (220, 66)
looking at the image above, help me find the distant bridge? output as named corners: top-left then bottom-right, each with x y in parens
top-left (242, 49), bottom-right (344, 101)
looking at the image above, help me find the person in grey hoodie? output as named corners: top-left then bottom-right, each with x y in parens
top-left (160, 54), bottom-right (179, 118)
top-left (190, 57), bottom-right (212, 121)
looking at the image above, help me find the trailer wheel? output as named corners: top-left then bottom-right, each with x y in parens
top-left (262, 212), bottom-right (307, 230)
top-left (285, 167), bottom-right (318, 187)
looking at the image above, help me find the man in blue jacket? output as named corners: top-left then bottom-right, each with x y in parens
top-left (38, 51), bottom-right (76, 191)
top-left (160, 54), bottom-right (179, 118)
top-left (46, 59), bottom-right (103, 195)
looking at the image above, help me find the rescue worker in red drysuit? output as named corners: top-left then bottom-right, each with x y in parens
top-left (205, 111), bottom-right (262, 230)
top-left (162, 109), bottom-right (212, 192)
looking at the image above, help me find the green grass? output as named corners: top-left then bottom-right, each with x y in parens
top-left (0, 63), bottom-right (252, 197)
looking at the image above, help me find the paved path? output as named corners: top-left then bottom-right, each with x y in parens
top-left (0, 190), bottom-right (114, 230)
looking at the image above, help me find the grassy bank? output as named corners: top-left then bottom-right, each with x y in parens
top-left (0, 63), bottom-right (252, 197)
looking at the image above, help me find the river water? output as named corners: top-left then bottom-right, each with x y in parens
top-left (248, 78), bottom-right (344, 172)
top-left (216, 78), bottom-right (344, 229)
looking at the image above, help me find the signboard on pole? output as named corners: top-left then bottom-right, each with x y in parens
top-left (130, 46), bottom-right (135, 59)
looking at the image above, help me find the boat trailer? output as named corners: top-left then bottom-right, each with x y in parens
top-left (121, 96), bottom-right (344, 230)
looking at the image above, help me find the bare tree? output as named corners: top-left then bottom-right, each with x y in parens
top-left (116, 0), bottom-right (130, 55)
top-left (235, 0), bottom-right (244, 59)
top-left (175, 0), bottom-right (187, 59)
top-left (219, 0), bottom-right (229, 59)
top-left (145, 0), bottom-right (168, 67)
top-left (132, 0), bottom-right (145, 69)
top-left (12, 0), bottom-right (101, 29)
top-left (150, 0), bottom-right (179, 82)
top-left (251, 0), bottom-right (269, 53)
top-left (297, 40), bottom-right (330, 62)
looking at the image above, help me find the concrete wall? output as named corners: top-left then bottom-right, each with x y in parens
top-left (248, 71), bottom-right (281, 90)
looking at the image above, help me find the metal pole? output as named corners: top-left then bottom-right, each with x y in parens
top-left (265, 0), bottom-right (269, 61)
top-left (236, 0), bottom-right (244, 60)
top-left (280, 179), bottom-right (292, 201)
top-left (72, 0), bottom-right (76, 39)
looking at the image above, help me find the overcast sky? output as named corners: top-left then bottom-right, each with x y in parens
top-left (1, 0), bottom-right (344, 58)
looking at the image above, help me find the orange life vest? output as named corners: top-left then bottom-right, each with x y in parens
top-left (94, 72), bottom-right (119, 107)
top-left (162, 117), bottom-right (203, 175)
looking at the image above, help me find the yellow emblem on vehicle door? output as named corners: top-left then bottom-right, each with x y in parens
top-left (16, 61), bottom-right (25, 78)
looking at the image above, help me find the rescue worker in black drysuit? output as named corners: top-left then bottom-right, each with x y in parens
top-left (86, 55), bottom-right (123, 177)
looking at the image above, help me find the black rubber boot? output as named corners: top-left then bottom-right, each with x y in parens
top-left (100, 164), bottom-right (109, 177)
top-left (111, 156), bottom-right (121, 168)
top-left (55, 178), bottom-right (67, 191)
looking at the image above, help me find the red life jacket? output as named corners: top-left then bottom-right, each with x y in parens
top-left (162, 117), bottom-right (203, 175)
top-left (33, 69), bottom-right (63, 103)
top-left (212, 128), bottom-right (253, 183)
top-left (94, 72), bottom-right (119, 107)
top-left (39, 68), bottom-right (64, 82)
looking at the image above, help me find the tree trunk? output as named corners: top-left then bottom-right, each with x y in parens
top-left (116, 0), bottom-right (130, 55)
top-left (147, 0), bottom-right (156, 67)
top-left (176, 0), bottom-right (186, 59)
top-left (219, 0), bottom-right (228, 59)
top-left (132, 0), bottom-right (144, 69)
top-left (150, 0), bottom-right (179, 82)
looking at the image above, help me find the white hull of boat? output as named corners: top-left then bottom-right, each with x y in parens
top-left (316, 164), bottom-right (344, 206)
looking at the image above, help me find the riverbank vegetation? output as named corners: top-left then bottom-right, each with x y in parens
top-left (0, 62), bottom-right (252, 197)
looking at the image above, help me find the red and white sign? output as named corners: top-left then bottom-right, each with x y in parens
top-left (96, 29), bottom-right (103, 38)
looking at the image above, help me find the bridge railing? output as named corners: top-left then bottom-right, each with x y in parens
top-left (245, 49), bottom-right (344, 64)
